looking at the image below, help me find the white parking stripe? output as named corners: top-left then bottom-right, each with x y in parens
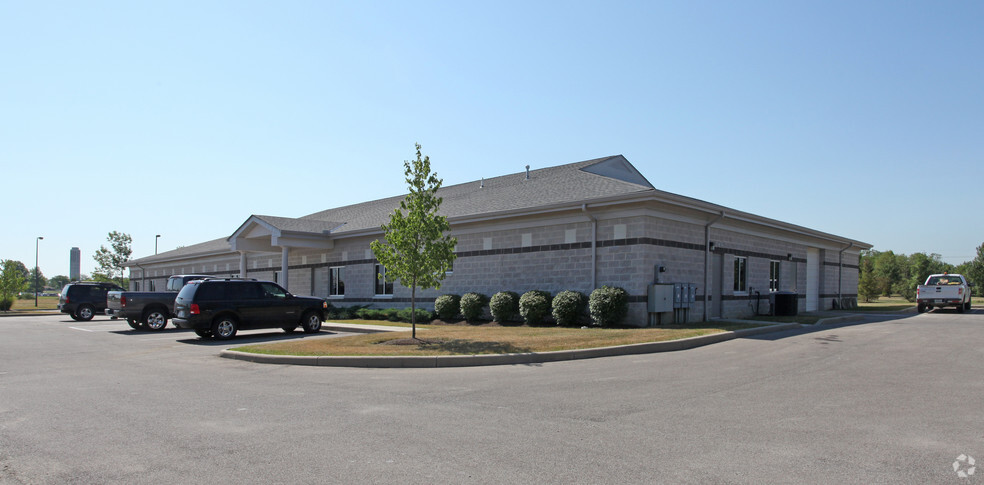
top-left (69, 327), bottom-right (95, 332)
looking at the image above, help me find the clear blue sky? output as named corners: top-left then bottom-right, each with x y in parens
top-left (2, 1), bottom-right (981, 279)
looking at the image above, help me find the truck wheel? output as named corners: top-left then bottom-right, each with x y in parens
top-left (282, 325), bottom-right (297, 333)
top-left (211, 316), bottom-right (238, 340)
top-left (917, 304), bottom-right (926, 313)
top-left (301, 311), bottom-right (322, 333)
top-left (76, 305), bottom-right (95, 321)
top-left (194, 328), bottom-right (212, 338)
top-left (966, 301), bottom-right (972, 311)
top-left (143, 310), bottom-right (168, 331)
top-left (956, 303), bottom-right (965, 313)
top-left (127, 319), bottom-right (140, 330)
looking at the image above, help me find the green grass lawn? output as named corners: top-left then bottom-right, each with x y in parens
top-left (9, 296), bottom-right (59, 311)
top-left (233, 322), bottom-right (762, 357)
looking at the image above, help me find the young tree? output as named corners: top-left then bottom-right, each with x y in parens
top-left (0, 260), bottom-right (28, 309)
top-left (93, 231), bottom-right (133, 288)
top-left (370, 144), bottom-right (457, 339)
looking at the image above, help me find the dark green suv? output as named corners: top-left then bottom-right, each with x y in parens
top-left (172, 279), bottom-right (327, 339)
top-left (58, 282), bottom-right (126, 321)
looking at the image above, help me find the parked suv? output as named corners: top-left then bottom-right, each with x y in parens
top-left (172, 279), bottom-right (327, 339)
top-left (58, 282), bottom-right (126, 321)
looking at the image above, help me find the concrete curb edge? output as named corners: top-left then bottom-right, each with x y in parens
top-left (219, 322), bottom-right (804, 368)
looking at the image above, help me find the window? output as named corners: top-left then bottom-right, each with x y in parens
top-left (329, 267), bottom-right (345, 297)
top-left (733, 256), bottom-right (747, 293)
top-left (374, 264), bottom-right (393, 296)
top-left (769, 261), bottom-right (781, 292)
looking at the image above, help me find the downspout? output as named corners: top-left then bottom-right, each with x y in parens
top-left (703, 211), bottom-right (726, 321)
top-left (838, 242), bottom-right (854, 305)
top-left (135, 263), bottom-right (146, 291)
top-left (582, 204), bottom-right (597, 290)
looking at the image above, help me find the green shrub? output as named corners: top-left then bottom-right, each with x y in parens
top-left (0, 297), bottom-right (13, 311)
top-left (589, 286), bottom-right (629, 327)
top-left (398, 308), bottom-right (433, 324)
top-left (490, 291), bottom-right (520, 323)
top-left (434, 294), bottom-right (461, 320)
top-left (356, 308), bottom-right (388, 320)
top-left (519, 290), bottom-right (552, 325)
top-left (383, 308), bottom-right (401, 321)
top-left (460, 293), bottom-right (489, 321)
top-left (552, 290), bottom-right (586, 326)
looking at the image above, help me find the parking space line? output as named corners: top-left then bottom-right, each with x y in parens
top-left (69, 327), bottom-right (96, 332)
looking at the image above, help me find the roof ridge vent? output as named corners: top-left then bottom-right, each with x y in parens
top-left (525, 165), bottom-right (530, 180)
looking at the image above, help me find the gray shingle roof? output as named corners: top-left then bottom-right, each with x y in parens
top-left (126, 156), bottom-right (657, 266)
top-left (302, 155), bottom-right (654, 234)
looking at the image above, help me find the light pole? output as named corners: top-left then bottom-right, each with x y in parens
top-left (155, 234), bottom-right (161, 255)
top-left (35, 236), bottom-right (43, 307)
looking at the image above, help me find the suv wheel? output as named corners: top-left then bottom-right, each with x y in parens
top-left (282, 325), bottom-right (297, 333)
top-left (211, 316), bottom-right (238, 340)
top-left (194, 328), bottom-right (212, 338)
top-left (143, 310), bottom-right (168, 331)
top-left (127, 319), bottom-right (140, 330)
top-left (76, 305), bottom-right (95, 321)
top-left (301, 311), bottom-right (322, 333)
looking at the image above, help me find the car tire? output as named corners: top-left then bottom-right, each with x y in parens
top-left (76, 305), bottom-right (95, 321)
top-left (956, 303), bottom-right (965, 313)
top-left (301, 311), bottom-right (322, 334)
top-left (966, 301), bottom-right (972, 311)
top-left (127, 319), bottom-right (140, 330)
top-left (211, 316), bottom-right (238, 340)
top-left (194, 328), bottom-right (212, 338)
top-left (282, 325), bottom-right (297, 333)
top-left (143, 310), bottom-right (168, 331)
top-left (916, 304), bottom-right (926, 313)
top-left (69, 313), bottom-right (82, 321)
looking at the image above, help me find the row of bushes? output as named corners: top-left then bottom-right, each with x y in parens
top-left (435, 286), bottom-right (629, 327)
top-left (326, 305), bottom-right (432, 323)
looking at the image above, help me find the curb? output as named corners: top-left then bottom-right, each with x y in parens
top-left (812, 314), bottom-right (865, 326)
top-left (219, 322), bottom-right (804, 368)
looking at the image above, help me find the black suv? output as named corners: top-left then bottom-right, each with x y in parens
top-left (172, 279), bottom-right (327, 339)
top-left (58, 282), bottom-right (126, 321)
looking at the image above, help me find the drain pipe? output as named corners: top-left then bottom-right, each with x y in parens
top-left (703, 211), bottom-right (725, 321)
top-left (582, 204), bottom-right (597, 290)
top-left (838, 242), bottom-right (854, 306)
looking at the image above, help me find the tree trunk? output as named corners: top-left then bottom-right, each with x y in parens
top-left (411, 281), bottom-right (417, 339)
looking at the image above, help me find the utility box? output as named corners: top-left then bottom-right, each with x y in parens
top-left (648, 284), bottom-right (674, 313)
top-left (673, 283), bottom-right (697, 309)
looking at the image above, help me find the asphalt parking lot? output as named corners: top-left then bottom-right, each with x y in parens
top-left (2, 309), bottom-right (983, 484)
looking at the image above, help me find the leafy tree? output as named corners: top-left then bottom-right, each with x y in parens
top-left (0, 260), bottom-right (28, 309)
top-left (858, 270), bottom-right (881, 303)
top-left (967, 242), bottom-right (984, 296)
top-left (93, 231), bottom-right (133, 288)
top-left (27, 268), bottom-right (47, 294)
top-left (370, 144), bottom-right (456, 339)
top-left (48, 275), bottom-right (71, 289)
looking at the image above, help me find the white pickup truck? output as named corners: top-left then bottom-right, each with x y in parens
top-left (916, 273), bottom-right (973, 313)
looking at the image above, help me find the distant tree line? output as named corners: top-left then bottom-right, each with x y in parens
top-left (858, 243), bottom-right (984, 302)
top-left (0, 232), bottom-right (133, 310)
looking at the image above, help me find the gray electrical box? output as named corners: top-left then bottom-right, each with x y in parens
top-left (647, 284), bottom-right (674, 313)
top-left (673, 283), bottom-right (697, 309)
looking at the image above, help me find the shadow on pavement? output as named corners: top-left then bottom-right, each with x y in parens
top-left (739, 313), bottom-right (914, 341)
top-left (176, 330), bottom-right (341, 346)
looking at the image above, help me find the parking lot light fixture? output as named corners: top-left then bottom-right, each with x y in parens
top-left (156, 234), bottom-right (161, 255)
